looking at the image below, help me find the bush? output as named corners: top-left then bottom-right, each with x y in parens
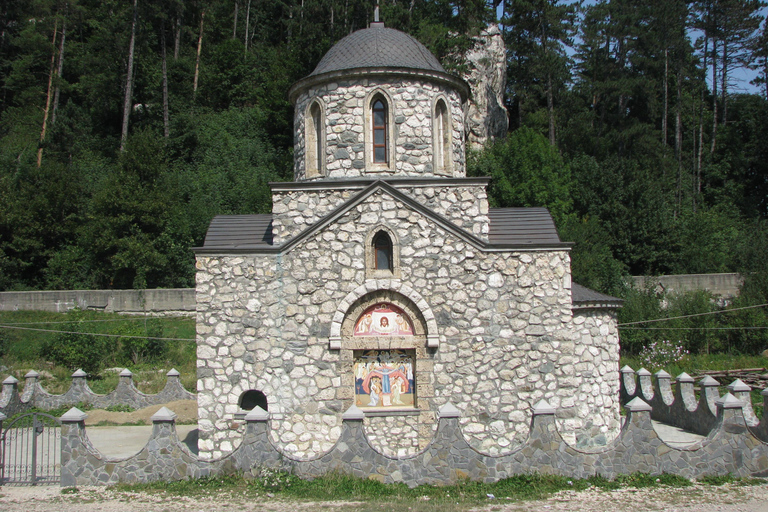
top-left (40, 310), bottom-right (108, 374)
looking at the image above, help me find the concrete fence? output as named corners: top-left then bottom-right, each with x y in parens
top-left (0, 369), bottom-right (196, 417)
top-left (0, 275), bottom-right (743, 316)
top-left (0, 289), bottom-right (195, 315)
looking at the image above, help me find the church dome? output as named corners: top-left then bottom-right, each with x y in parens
top-left (309, 23), bottom-right (446, 76)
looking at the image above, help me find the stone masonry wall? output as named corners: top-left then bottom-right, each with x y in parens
top-left (271, 183), bottom-right (490, 243)
top-left (58, 397), bottom-right (768, 487)
top-left (195, 189), bottom-right (610, 460)
top-left (293, 78), bottom-right (465, 181)
top-left (570, 309), bottom-right (622, 446)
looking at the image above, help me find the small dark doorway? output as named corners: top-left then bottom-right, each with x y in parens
top-left (239, 390), bottom-right (268, 411)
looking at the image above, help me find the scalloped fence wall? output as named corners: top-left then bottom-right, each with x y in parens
top-left (0, 369), bottom-right (195, 418)
top-left (39, 397), bottom-right (768, 488)
top-left (4, 366), bottom-right (768, 486)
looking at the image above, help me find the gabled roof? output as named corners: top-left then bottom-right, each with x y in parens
top-left (201, 215), bottom-right (273, 251)
top-left (195, 180), bottom-right (572, 254)
top-left (571, 283), bottom-right (623, 309)
top-left (488, 208), bottom-right (563, 247)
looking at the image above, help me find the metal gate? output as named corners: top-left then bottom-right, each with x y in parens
top-left (1, 412), bottom-right (61, 485)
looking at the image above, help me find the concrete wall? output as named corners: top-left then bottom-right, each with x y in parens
top-left (0, 289), bottom-right (195, 315)
top-left (632, 273), bottom-right (743, 299)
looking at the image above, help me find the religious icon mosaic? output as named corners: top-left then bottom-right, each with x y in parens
top-left (353, 303), bottom-right (414, 337)
top-left (354, 349), bottom-right (415, 409)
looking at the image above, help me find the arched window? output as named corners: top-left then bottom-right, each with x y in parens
top-left (372, 99), bottom-right (388, 164)
top-left (306, 101), bottom-right (323, 177)
top-left (239, 390), bottom-right (268, 411)
top-left (434, 99), bottom-right (451, 174)
top-left (373, 231), bottom-right (393, 271)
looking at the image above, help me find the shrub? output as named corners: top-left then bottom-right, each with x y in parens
top-left (639, 340), bottom-right (688, 371)
top-left (40, 310), bottom-right (108, 374)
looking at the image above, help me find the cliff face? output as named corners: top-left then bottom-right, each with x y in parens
top-left (462, 24), bottom-right (509, 151)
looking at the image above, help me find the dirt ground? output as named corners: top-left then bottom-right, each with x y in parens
top-left (1, 482), bottom-right (768, 511)
top-left (83, 399), bottom-right (198, 426)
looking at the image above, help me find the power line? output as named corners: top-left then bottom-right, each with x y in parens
top-left (617, 303), bottom-right (768, 327)
top-left (0, 324), bottom-right (194, 342)
top-left (619, 326), bottom-right (768, 331)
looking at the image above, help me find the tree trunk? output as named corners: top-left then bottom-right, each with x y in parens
top-left (244, 0), bottom-right (251, 52)
top-left (675, 66), bottom-right (683, 217)
top-left (696, 35), bottom-right (708, 211)
top-left (120, 0), bottom-right (139, 152)
top-left (721, 39), bottom-right (728, 127)
top-left (233, 0), bottom-right (238, 39)
top-left (193, 10), bottom-right (205, 96)
top-left (51, 12), bottom-right (67, 126)
top-left (174, 13), bottom-right (181, 60)
top-left (710, 38), bottom-right (718, 154)
top-left (162, 22), bottom-right (170, 138)
top-left (662, 48), bottom-right (668, 146)
top-left (37, 19), bottom-right (59, 167)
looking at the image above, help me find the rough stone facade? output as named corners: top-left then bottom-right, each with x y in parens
top-left (195, 22), bottom-right (623, 462)
top-left (293, 78), bottom-right (465, 181)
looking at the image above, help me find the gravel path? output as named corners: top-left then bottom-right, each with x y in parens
top-left (2, 482), bottom-right (768, 512)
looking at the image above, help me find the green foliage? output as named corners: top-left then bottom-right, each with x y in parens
top-left (468, 127), bottom-right (572, 224)
top-left (40, 310), bottom-right (108, 374)
top-left (105, 404), bottom-right (135, 413)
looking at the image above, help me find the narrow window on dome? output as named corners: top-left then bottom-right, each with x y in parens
top-left (434, 99), bottom-right (451, 174)
top-left (373, 231), bottom-right (393, 271)
top-left (306, 101), bottom-right (323, 177)
top-left (372, 99), bottom-right (388, 164)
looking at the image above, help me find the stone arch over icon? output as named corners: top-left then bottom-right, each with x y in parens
top-left (328, 283), bottom-right (439, 349)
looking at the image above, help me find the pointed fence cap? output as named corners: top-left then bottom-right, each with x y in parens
top-left (727, 379), bottom-right (751, 392)
top-left (342, 404), bottom-right (365, 421)
top-left (636, 368), bottom-right (652, 377)
top-left (699, 375), bottom-right (720, 387)
top-left (620, 365), bottom-right (635, 373)
top-left (676, 372), bottom-right (694, 383)
top-left (119, 368), bottom-right (133, 377)
top-left (61, 407), bottom-right (88, 422)
top-left (715, 392), bottom-right (744, 409)
top-left (166, 368), bottom-right (180, 377)
top-left (625, 397), bottom-right (652, 412)
top-left (3, 375), bottom-right (19, 385)
top-left (71, 369), bottom-right (87, 378)
top-left (654, 370), bottom-right (671, 379)
top-left (438, 402), bottom-right (461, 419)
top-left (532, 399), bottom-right (556, 415)
top-left (25, 370), bottom-right (39, 378)
top-left (244, 406), bottom-right (269, 421)
top-left (151, 406), bottom-right (178, 422)
top-left (761, 387), bottom-right (768, 397)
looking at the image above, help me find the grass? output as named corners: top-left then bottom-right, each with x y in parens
top-left (0, 309), bottom-right (196, 393)
top-left (105, 471), bottom-right (760, 511)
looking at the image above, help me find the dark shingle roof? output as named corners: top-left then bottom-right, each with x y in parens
top-left (310, 24), bottom-right (445, 76)
top-left (572, 283), bottom-right (623, 308)
top-left (487, 208), bottom-right (564, 247)
top-left (202, 215), bottom-right (273, 250)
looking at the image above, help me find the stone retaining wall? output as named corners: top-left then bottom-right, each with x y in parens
top-left (46, 395), bottom-right (768, 488)
top-left (0, 369), bottom-right (195, 414)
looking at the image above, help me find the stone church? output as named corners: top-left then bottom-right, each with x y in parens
top-left (194, 19), bottom-right (622, 461)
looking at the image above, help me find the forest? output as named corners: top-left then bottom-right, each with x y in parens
top-left (1, 0), bottom-right (768, 354)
